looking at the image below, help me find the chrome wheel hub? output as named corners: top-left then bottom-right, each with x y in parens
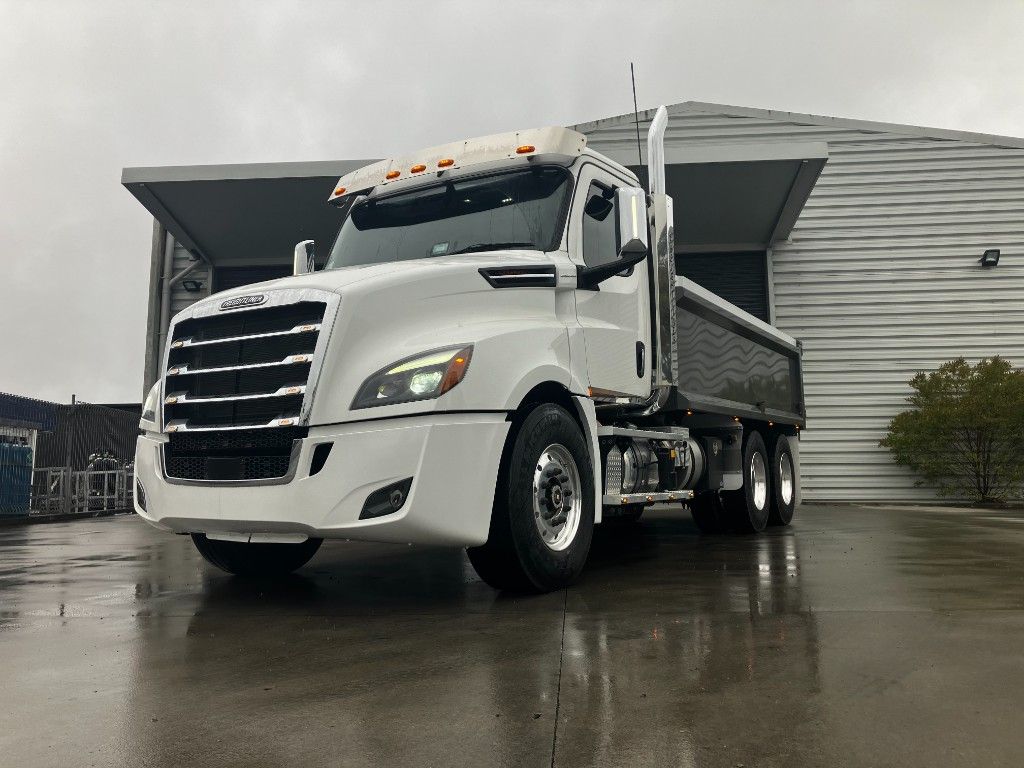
top-left (750, 451), bottom-right (768, 510)
top-left (532, 443), bottom-right (582, 552)
top-left (779, 452), bottom-right (794, 505)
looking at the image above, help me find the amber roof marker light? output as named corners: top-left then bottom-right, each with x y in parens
top-left (437, 158), bottom-right (455, 168)
top-left (333, 186), bottom-right (346, 196)
top-left (515, 145), bottom-right (536, 154)
top-left (411, 164), bottom-right (426, 174)
top-left (385, 170), bottom-right (401, 180)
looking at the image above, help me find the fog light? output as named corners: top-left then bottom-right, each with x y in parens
top-left (359, 477), bottom-right (413, 519)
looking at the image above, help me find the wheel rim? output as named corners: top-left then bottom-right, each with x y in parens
top-left (779, 452), bottom-right (794, 505)
top-left (532, 443), bottom-right (582, 552)
top-left (750, 451), bottom-right (768, 510)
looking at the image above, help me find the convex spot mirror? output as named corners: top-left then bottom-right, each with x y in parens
top-left (615, 186), bottom-right (648, 256)
top-left (294, 240), bottom-right (316, 275)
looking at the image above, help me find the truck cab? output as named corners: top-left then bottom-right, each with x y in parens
top-left (134, 108), bottom-right (804, 592)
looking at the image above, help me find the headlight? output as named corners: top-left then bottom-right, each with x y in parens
top-left (352, 345), bottom-right (473, 409)
top-left (140, 382), bottom-right (161, 429)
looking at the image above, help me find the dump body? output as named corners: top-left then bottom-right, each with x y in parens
top-left (668, 275), bottom-right (805, 426)
top-left (645, 168), bottom-right (805, 428)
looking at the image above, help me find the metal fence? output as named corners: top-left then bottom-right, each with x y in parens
top-left (1, 393), bottom-right (139, 518)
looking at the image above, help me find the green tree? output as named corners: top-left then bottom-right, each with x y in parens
top-left (881, 357), bottom-right (1024, 503)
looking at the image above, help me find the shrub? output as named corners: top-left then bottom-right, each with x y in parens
top-left (880, 357), bottom-right (1024, 503)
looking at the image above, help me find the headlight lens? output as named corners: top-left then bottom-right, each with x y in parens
top-left (352, 345), bottom-right (473, 409)
top-left (140, 382), bottom-right (161, 429)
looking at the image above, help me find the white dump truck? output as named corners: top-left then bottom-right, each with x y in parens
top-left (134, 106), bottom-right (804, 592)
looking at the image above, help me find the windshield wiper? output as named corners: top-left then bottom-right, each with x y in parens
top-left (449, 241), bottom-right (537, 255)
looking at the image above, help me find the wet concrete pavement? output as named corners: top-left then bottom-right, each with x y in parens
top-left (2, 503), bottom-right (1024, 767)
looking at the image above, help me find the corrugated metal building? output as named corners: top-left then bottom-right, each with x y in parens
top-left (123, 102), bottom-right (1024, 502)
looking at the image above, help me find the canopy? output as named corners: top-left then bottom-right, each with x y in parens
top-left (122, 141), bottom-right (826, 264)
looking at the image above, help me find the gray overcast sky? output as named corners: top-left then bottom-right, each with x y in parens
top-left (2, 0), bottom-right (1022, 403)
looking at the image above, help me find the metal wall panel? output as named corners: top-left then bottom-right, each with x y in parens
top-left (580, 105), bottom-right (1024, 501)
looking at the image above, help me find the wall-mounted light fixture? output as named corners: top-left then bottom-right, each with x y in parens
top-left (980, 249), bottom-right (1000, 268)
top-left (181, 279), bottom-right (203, 293)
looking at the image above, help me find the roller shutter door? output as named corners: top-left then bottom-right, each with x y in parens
top-left (676, 251), bottom-right (769, 321)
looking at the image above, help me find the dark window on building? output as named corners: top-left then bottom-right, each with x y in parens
top-left (582, 182), bottom-right (619, 267)
top-left (213, 265), bottom-right (293, 293)
top-left (676, 251), bottom-right (770, 322)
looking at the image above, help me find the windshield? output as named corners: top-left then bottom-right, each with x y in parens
top-left (325, 166), bottom-right (571, 269)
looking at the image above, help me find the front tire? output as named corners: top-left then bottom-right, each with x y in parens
top-left (722, 431), bottom-right (771, 533)
top-left (467, 403), bottom-right (595, 593)
top-left (191, 534), bottom-right (322, 577)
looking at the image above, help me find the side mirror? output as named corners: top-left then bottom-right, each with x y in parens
top-left (294, 240), bottom-right (316, 275)
top-left (576, 187), bottom-right (649, 290)
top-left (615, 187), bottom-right (648, 255)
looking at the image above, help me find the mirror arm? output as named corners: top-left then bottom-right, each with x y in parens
top-left (575, 250), bottom-right (647, 291)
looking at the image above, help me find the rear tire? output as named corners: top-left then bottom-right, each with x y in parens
top-left (768, 435), bottom-right (797, 526)
top-left (467, 403), bottom-right (594, 593)
top-left (191, 534), bottom-right (322, 577)
top-left (722, 431), bottom-right (771, 533)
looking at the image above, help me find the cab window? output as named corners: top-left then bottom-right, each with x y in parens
top-left (581, 182), bottom-right (619, 267)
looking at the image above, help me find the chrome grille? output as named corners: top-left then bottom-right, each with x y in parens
top-left (163, 300), bottom-right (327, 431)
top-left (160, 291), bottom-right (335, 483)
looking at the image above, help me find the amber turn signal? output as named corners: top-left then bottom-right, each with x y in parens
top-left (440, 346), bottom-right (474, 395)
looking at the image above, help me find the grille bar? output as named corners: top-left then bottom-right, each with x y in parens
top-left (166, 354), bottom-right (313, 378)
top-left (165, 418), bottom-right (300, 433)
top-left (164, 385), bottom-right (306, 406)
top-left (171, 323), bottom-right (322, 350)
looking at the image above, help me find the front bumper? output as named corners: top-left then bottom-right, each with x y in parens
top-left (133, 412), bottom-right (510, 548)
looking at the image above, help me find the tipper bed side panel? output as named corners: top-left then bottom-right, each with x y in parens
top-left (669, 277), bottom-right (805, 425)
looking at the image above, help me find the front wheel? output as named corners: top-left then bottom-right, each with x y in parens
top-left (191, 534), bottom-right (322, 577)
top-left (467, 403), bottom-right (595, 593)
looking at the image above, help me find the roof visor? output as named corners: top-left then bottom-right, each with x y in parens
top-left (328, 127), bottom-right (587, 203)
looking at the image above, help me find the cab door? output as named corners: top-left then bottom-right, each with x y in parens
top-left (569, 165), bottom-right (652, 398)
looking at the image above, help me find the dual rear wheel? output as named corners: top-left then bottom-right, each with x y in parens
top-left (690, 431), bottom-right (796, 534)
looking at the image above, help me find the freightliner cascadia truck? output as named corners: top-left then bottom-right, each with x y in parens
top-left (134, 107), bottom-right (805, 592)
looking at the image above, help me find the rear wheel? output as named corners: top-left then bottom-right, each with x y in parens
top-left (768, 436), bottom-right (797, 526)
top-left (722, 431), bottom-right (771, 533)
top-left (191, 534), bottom-right (322, 577)
top-left (467, 403), bottom-right (595, 593)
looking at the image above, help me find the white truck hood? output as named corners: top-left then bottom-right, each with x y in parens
top-left (206, 251), bottom-right (557, 303)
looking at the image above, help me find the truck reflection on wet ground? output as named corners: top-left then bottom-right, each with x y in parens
top-left (3, 504), bottom-right (1024, 767)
